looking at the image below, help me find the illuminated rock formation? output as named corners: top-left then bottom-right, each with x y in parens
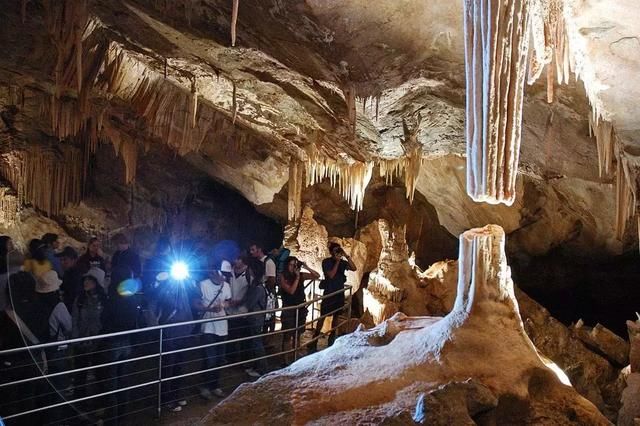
top-left (204, 225), bottom-right (609, 425)
top-left (463, 0), bottom-right (531, 205)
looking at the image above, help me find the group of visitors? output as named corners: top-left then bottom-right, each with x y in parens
top-left (0, 232), bottom-right (356, 421)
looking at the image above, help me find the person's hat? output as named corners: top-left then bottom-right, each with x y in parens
top-left (57, 246), bottom-right (78, 259)
top-left (220, 259), bottom-right (233, 273)
top-left (36, 270), bottom-right (62, 293)
top-left (83, 267), bottom-right (106, 288)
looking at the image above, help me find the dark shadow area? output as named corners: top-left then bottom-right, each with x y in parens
top-left (511, 249), bottom-right (640, 337)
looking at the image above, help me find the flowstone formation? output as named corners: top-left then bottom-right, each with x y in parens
top-left (204, 225), bottom-right (608, 425)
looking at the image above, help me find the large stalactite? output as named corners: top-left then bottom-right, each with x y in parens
top-left (463, 0), bottom-right (532, 206)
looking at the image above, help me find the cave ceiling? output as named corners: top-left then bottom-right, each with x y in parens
top-left (0, 0), bottom-right (639, 257)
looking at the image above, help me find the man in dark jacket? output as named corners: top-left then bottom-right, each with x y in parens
top-left (58, 246), bottom-right (84, 310)
top-left (111, 233), bottom-right (141, 278)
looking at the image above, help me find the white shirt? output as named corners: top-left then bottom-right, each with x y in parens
top-left (200, 279), bottom-right (231, 336)
top-left (227, 270), bottom-right (249, 315)
top-left (261, 255), bottom-right (276, 279)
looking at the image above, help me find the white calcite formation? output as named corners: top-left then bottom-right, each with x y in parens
top-left (204, 225), bottom-right (608, 425)
top-left (463, 0), bottom-right (531, 206)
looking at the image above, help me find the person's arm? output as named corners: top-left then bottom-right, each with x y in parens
top-left (280, 273), bottom-right (300, 295)
top-left (344, 253), bottom-right (357, 271)
top-left (300, 262), bottom-right (320, 280)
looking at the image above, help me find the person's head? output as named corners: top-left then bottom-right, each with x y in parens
top-left (28, 239), bottom-right (47, 262)
top-left (328, 242), bottom-right (343, 260)
top-left (284, 256), bottom-right (301, 278)
top-left (42, 233), bottom-right (60, 250)
top-left (87, 237), bottom-right (101, 256)
top-left (247, 258), bottom-right (265, 286)
top-left (83, 275), bottom-right (98, 292)
top-left (112, 233), bottom-right (129, 251)
top-left (248, 242), bottom-right (264, 259)
top-left (58, 246), bottom-right (78, 270)
top-left (234, 255), bottom-right (248, 271)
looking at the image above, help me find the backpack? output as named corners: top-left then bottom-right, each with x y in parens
top-left (268, 248), bottom-right (291, 280)
top-left (263, 284), bottom-right (276, 321)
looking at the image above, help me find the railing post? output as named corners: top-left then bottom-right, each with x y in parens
top-left (294, 307), bottom-right (299, 361)
top-left (157, 328), bottom-right (163, 418)
top-left (347, 286), bottom-right (352, 326)
top-left (310, 280), bottom-right (316, 332)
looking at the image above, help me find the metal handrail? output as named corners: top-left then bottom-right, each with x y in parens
top-left (0, 285), bottom-right (352, 355)
top-left (0, 284), bottom-right (354, 421)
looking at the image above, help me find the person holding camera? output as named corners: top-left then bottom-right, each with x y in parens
top-left (279, 256), bottom-right (319, 365)
top-left (310, 242), bottom-right (357, 352)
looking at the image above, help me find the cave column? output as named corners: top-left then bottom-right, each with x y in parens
top-left (464, 0), bottom-right (531, 205)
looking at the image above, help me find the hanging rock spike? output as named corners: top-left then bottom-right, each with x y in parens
top-left (231, 0), bottom-right (239, 47)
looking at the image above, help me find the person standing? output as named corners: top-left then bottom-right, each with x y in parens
top-left (71, 272), bottom-right (106, 398)
top-left (58, 246), bottom-right (84, 310)
top-left (311, 243), bottom-right (356, 351)
top-left (0, 236), bottom-right (22, 312)
top-left (244, 259), bottom-right (268, 377)
top-left (279, 257), bottom-right (319, 365)
top-left (249, 243), bottom-right (277, 333)
top-left (194, 265), bottom-right (231, 399)
top-left (23, 239), bottom-right (52, 278)
top-left (41, 233), bottom-right (63, 277)
top-left (111, 233), bottom-right (141, 278)
top-left (226, 255), bottom-right (249, 363)
top-left (34, 270), bottom-right (73, 421)
top-left (77, 237), bottom-right (107, 274)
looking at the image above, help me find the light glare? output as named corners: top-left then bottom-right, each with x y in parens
top-left (170, 261), bottom-right (189, 280)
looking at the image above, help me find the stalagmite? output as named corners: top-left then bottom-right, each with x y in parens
top-left (287, 159), bottom-right (304, 222)
top-left (464, 0), bottom-right (531, 205)
top-left (231, 0), bottom-right (239, 47)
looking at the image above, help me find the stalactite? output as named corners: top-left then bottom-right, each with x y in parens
top-left (231, 0), bottom-right (239, 47)
top-left (0, 145), bottom-right (84, 216)
top-left (190, 78), bottom-right (198, 128)
top-left (0, 184), bottom-right (19, 225)
top-left (378, 117), bottom-right (423, 203)
top-left (528, 0), bottom-right (570, 89)
top-left (464, 0), bottom-right (531, 206)
top-left (287, 159), bottom-right (304, 222)
top-left (588, 116), bottom-right (615, 178)
top-left (305, 145), bottom-right (373, 211)
top-left (613, 143), bottom-right (640, 243)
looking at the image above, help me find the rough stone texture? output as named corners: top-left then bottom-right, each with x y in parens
top-left (619, 373), bottom-right (640, 426)
top-left (417, 258), bottom-right (624, 421)
top-left (630, 319), bottom-right (640, 373)
top-left (204, 225), bottom-right (609, 425)
top-left (572, 322), bottom-right (630, 367)
top-left (418, 260), bottom-right (458, 316)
